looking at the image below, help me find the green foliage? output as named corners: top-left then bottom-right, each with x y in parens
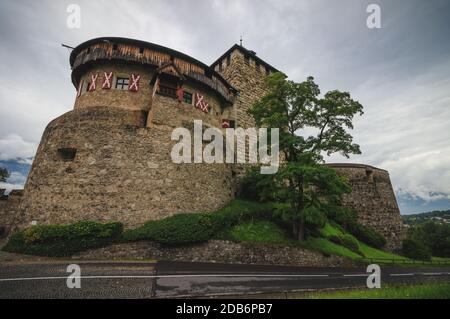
top-left (327, 235), bottom-right (343, 245)
top-left (122, 200), bottom-right (277, 246)
top-left (346, 222), bottom-right (386, 249)
top-left (305, 237), bottom-right (362, 259)
top-left (0, 167), bottom-right (9, 182)
top-left (247, 72), bottom-right (363, 241)
top-left (226, 221), bottom-right (290, 244)
top-left (406, 221), bottom-right (450, 258)
top-left (308, 283), bottom-right (450, 299)
top-left (2, 221), bottom-right (123, 257)
top-left (340, 234), bottom-right (362, 255)
top-left (239, 167), bottom-right (276, 202)
top-left (401, 238), bottom-right (432, 261)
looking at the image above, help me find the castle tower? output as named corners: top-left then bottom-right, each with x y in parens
top-left (211, 44), bottom-right (279, 129)
top-left (17, 38), bottom-right (239, 228)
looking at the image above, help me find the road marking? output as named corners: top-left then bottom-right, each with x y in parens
top-left (390, 273), bottom-right (414, 276)
top-left (421, 273), bottom-right (444, 276)
top-left (0, 274), bottom-right (331, 282)
top-left (342, 274), bottom-right (368, 277)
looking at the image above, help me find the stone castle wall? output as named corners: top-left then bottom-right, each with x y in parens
top-left (0, 189), bottom-right (23, 235)
top-left (74, 64), bottom-right (154, 111)
top-left (17, 106), bottom-right (235, 229)
top-left (215, 48), bottom-right (270, 129)
top-left (325, 164), bottom-right (404, 250)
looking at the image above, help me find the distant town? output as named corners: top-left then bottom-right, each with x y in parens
top-left (403, 210), bottom-right (450, 227)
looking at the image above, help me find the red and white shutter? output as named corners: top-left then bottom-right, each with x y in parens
top-left (102, 72), bottom-right (113, 90)
top-left (195, 92), bottom-right (204, 110)
top-left (177, 86), bottom-right (184, 102)
top-left (195, 92), bottom-right (209, 113)
top-left (222, 119), bottom-right (230, 128)
top-left (129, 74), bottom-right (141, 92)
top-left (88, 73), bottom-right (98, 92)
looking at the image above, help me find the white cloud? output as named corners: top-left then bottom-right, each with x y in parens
top-left (0, 171), bottom-right (27, 192)
top-left (0, 134), bottom-right (37, 161)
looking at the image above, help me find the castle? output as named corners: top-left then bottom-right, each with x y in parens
top-left (0, 37), bottom-right (404, 250)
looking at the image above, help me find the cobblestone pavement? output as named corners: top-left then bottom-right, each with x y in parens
top-left (0, 261), bottom-right (156, 299)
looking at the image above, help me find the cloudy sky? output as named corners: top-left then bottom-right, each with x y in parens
top-left (0, 0), bottom-right (449, 214)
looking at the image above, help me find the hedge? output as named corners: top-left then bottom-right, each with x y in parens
top-left (327, 234), bottom-right (363, 256)
top-left (347, 222), bottom-right (386, 249)
top-left (121, 213), bottom-right (215, 246)
top-left (122, 200), bottom-right (276, 246)
top-left (2, 221), bottom-right (123, 257)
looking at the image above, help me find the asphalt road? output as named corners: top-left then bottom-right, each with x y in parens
top-left (0, 260), bottom-right (449, 299)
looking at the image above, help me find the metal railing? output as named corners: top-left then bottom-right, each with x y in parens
top-left (357, 257), bottom-right (450, 266)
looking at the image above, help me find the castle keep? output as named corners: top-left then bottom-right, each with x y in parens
top-left (0, 37), bottom-right (403, 249)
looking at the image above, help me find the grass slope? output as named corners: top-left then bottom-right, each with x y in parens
top-left (307, 283), bottom-right (450, 299)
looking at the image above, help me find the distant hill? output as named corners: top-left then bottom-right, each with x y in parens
top-left (403, 210), bottom-right (450, 226)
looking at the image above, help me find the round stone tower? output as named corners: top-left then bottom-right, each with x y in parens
top-left (18, 37), bottom-right (238, 228)
top-left (324, 163), bottom-right (404, 250)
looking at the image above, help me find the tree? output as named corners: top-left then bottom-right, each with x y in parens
top-left (0, 167), bottom-right (9, 182)
top-left (248, 72), bottom-right (363, 241)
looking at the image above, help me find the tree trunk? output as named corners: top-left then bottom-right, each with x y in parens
top-left (293, 220), bottom-right (305, 242)
top-left (297, 220), bottom-right (305, 241)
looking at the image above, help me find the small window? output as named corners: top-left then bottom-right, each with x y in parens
top-left (158, 80), bottom-right (177, 98)
top-left (139, 47), bottom-right (144, 54)
top-left (57, 148), bottom-right (77, 162)
top-left (112, 43), bottom-right (118, 51)
top-left (219, 61), bottom-right (223, 72)
top-left (82, 81), bottom-right (90, 94)
top-left (115, 77), bottom-right (129, 90)
top-left (229, 120), bottom-right (236, 129)
top-left (183, 91), bottom-right (193, 104)
top-left (366, 170), bottom-right (374, 182)
top-left (226, 55), bottom-right (231, 66)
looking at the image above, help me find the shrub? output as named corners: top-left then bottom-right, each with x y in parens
top-left (340, 234), bottom-right (362, 255)
top-left (347, 222), bottom-right (386, 249)
top-left (122, 200), bottom-right (277, 246)
top-left (328, 235), bottom-right (343, 245)
top-left (2, 221), bottom-right (123, 257)
top-left (148, 214), bottom-right (214, 246)
top-left (402, 238), bottom-right (432, 261)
